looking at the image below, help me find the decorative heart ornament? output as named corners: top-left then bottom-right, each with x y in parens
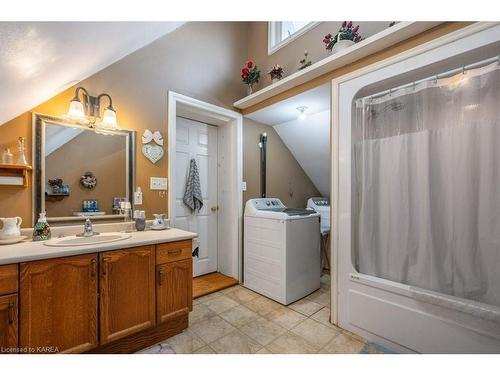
top-left (142, 144), bottom-right (164, 164)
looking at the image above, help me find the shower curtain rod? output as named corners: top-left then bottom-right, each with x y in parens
top-left (363, 55), bottom-right (500, 102)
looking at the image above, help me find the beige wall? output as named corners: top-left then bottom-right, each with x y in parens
top-left (0, 22), bottom-right (250, 226)
top-left (1, 21), bottom-right (456, 226)
top-left (247, 22), bottom-right (388, 90)
top-left (243, 118), bottom-right (319, 208)
top-left (45, 130), bottom-right (126, 217)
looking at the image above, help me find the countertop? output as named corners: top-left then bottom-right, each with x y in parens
top-left (0, 228), bottom-right (197, 265)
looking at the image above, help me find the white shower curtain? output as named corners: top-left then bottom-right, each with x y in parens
top-left (353, 62), bottom-right (500, 307)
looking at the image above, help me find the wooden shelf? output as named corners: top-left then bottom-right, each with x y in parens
top-left (0, 163), bottom-right (33, 187)
top-left (233, 22), bottom-right (443, 112)
top-left (45, 194), bottom-right (68, 202)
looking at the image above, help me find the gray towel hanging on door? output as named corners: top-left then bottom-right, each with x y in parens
top-left (183, 158), bottom-right (203, 212)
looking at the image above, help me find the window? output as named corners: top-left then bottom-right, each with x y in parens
top-left (268, 21), bottom-right (320, 55)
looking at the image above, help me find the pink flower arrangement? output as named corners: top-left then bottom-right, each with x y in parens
top-left (323, 21), bottom-right (362, 51)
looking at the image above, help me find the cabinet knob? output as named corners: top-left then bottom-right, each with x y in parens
top-left (158, 268), bottom-right (165, 285)
top-left (8, 302), bottom-right (14, 325)
top-left (102, 257), bottom-right (111, 276)
top-left (90, 258), bottom-right (97, 278)
top-left (210, 206), bottom-right (219, 213)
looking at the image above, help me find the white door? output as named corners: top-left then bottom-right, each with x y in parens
top-left (175, 117), bottom-right (218, 277)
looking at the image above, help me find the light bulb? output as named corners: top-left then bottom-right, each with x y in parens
top-left (296, 106), bottom-right (308, 120)
top-left (67, 99), bottom-right (85, 120)
top-left (100, 107), bottom-right (118, 130)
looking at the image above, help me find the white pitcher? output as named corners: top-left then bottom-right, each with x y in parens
top-left (0, 217), bottom-right (22, 239)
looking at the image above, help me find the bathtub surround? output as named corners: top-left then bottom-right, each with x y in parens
top-left (333, 22), bottom-right (500, 353)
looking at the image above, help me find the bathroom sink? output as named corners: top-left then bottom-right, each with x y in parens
top-left (44, 232), bottom-right (131, 247)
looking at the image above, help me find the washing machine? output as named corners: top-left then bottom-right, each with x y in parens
top-left (307, 197), bottom-right (330, 234)
top-left (244, 198), bottom-right (321, 305)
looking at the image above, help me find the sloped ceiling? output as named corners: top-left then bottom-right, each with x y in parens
top-left (246, 83), bottom-right (331, 197)
top-left (0, 22), bottom-right (185, 125)
top-left (246, 84), bottom-right (330, 126)
top-left (273, 109), bottom-right (330, 197)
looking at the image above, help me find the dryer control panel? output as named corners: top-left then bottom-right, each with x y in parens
top-left (250, 198), bottom-right (285, 210)
top-left (310, 197), bottom-right (330, 207)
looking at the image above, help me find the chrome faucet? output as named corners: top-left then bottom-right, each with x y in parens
top-left (81, 218), bottom-right (97, 237)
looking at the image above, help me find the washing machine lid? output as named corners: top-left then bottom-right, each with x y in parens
top-left (267, 208), bottom-right (317, 216)
top-left (245, 198), bottom-right (319, 219)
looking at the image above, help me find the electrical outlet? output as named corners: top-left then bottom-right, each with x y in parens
top-left (150, 177), bottom-right (168, 191)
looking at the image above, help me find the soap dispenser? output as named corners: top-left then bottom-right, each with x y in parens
top-left (32, 212), bottom-right (51, 241)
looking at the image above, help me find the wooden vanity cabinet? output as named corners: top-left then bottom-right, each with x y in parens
top-left (4, 238), bottom-right (192, 354)
top-left (156, 240), bottom-right (193, 324)
top-left (0, 294), bottom-right (18, 352)
top-left (19, 254), bottom-right (98, 353)
top-left (99, 245), bottom-right (156, 344)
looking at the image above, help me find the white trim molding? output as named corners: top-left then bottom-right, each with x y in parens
top-left (330, 21), bottom-right (497, 326)
top-left (167, 92), bottom-right (243, 280)
top-left (330, 22), bottom-right (500, 353)
top-left (268, 21), bottom-right (322, 55)
top-left (236, 22), bottom-right (443, 111)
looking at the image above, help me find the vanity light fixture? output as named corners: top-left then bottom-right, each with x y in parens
top-left (297, 106), bottom-right (308, 120)
top-left (67, 87), bottom-right (119, 130)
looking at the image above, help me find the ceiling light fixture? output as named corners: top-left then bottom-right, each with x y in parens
top-left (297, 106), bottom-right (308, 120)
top-left (67, 86), bottom-right (119, 130)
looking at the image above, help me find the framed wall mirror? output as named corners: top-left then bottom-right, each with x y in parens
top-left (33, 113), bottom-right (135, 225)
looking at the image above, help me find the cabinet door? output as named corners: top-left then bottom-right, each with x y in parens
top-left (0, 294), bottom-right (18, 353)
top-left (157, 259), bottom-right (193, 324)
top-left (99, 246), bottom-right (155, 344)
top-left (19, 254), bottom-right (98, 353)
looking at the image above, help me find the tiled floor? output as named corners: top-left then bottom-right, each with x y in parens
top-left (137, 274), bottom-right (382, 354)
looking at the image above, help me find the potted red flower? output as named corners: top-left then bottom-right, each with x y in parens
top-left (241, 60), bottom-right (261, 95)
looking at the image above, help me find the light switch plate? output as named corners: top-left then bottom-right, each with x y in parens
top-left (241, 181), bottom-right (247, 191)
top-left (150, 177), bottom-right (168, 191)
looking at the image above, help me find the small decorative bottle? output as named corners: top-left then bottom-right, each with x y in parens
top-left (2, 148), bottom-right (13, 164)
top-left (17, 137), bottom-right (28, 165)
top-left (32, 212), bottom-right (51, 241)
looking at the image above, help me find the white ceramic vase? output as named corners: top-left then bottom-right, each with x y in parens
top-left (332, 39), bottom-right (355, 53)
top-left (0, 217), bottom-right (22, 239)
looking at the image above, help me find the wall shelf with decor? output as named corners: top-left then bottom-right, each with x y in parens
top-left (0, 163), bottom-right (33, 187)
top-left (45, 192), bottom-right (70, 202)
top-left (233, 22), bottom-right (444, 112)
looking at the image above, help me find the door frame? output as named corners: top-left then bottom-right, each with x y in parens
top-left (167, 91), bottom-right (243, 281)
top-left (330, 22), bottom-right (500, 352)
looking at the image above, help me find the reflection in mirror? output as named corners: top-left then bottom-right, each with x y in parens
top-left (34, 114), bottom-right (135, 225)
